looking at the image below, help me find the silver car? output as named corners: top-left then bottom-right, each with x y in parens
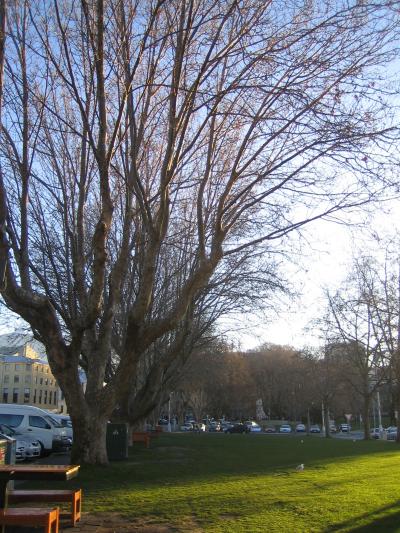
top-left (0, 424), bottom-right (40, 461)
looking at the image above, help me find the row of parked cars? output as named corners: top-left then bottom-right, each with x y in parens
top-left (274, 423), bottom-right (351, 433)
top-left (371, 426), bottom-right (398, 440)
top-left (180, 420), bottom-right (264, 433)
top-left (0, 403), bottom-right (72, 460)
top-left (180, 420), bottom-right (355, 434)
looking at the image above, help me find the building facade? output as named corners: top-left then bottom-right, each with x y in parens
top-left (0, 332), bottom-right (59, 410)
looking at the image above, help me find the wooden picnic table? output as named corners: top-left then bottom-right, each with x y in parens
top-left (0, 464), bottom-right (80, 509)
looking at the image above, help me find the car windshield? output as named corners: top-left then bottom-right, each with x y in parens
top-left (0, 424), bottom-right (16, 437)
top-left (45, 415), bottom-right (62, 427)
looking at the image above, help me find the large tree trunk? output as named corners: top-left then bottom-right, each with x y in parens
top-left (69, 405), bottom-right (110, 465)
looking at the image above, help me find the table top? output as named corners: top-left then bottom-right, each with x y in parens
top-left (0, 464), bottom-right (80, 481)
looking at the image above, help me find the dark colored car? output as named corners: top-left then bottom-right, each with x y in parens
top-left (224, 423), bottom-right (250, 434)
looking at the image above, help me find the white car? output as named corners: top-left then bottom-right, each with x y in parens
top-left (245, 421), bottom-right (262, 432)
top-left (0, 424), bottom-right (41, 461)
top-left (47, 413), bottom-right (73, 441)
top-left (279, 424), bottom-right (292, 433)
top-left (295, 424), bottom-right (306, 432)
top-left (0, 404), bottom-right (69, 455)
top-left (386, 427), bottom-right (397, 440)
top-left (180, 423), bottom-right (193, 432)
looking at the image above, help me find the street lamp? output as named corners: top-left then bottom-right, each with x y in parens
top-left (167, 392), bottom-right (172, 433)
top-left (321, 400), bottom-right (326, 437)
top-left (167, 393), bottom-right (172, 432)
top-left (376, 389), bottom-right (383, 438)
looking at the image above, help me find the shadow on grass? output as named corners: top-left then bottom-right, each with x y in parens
top-left (73, 433), bottom-right (400, 492)
top-left (324, 500), bottom-right (400, 532)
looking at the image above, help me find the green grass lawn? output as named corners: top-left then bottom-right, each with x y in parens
top-left (48, 434), bottom-right (400, 531)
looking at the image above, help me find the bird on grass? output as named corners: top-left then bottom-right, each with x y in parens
top-left (296, 463), bottom-right (304, 471)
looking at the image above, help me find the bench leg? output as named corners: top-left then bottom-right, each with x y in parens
top-left (47, 508), bottom-right (59, 533)
top-left (73, 490), bottom-right (82, 526)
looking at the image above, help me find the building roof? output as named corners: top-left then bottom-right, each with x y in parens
top-left (0, 331), bottom-right (46, 361)
top-left (0, 330), bottom-right (87, 384)
top-left (0, 354), bottom-right (43, 364)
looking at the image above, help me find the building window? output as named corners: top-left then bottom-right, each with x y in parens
top-left (41, 367), bottom-right (44, 372)
top-left (44, 390), bottom-right (48, 404)
top-left (38, 390), bottom-right (42, 404)
top-left (36, 366), bottom-right (39, 372)
top-left (54, 391), bottom-right (57, 405)
top-left (46, 368), bottom-right (49, 374)
top-left (24, 375), bottom-right (31, 384)
top-left (3, 375), bottom-right (9, 383)
top-left (33, 389), bottom-right (36, 403)
top-left (2, 388), bottom-right (8, 403)
top-left (49, 391), bottom-right (52, 404)
top-left (40, 378), bottom-right (43, 385)
top-left (44, 378), bottom-right (48, 386)
top-left (35, 376), bottom-right (38, 384)
top-left (24, 388), bottom-right (30, 403)
top-left (14, 375), bottom-right (19, 383)
top-left (12, 388), bottom-right (18, 403)
top-left (14, 364), bottom-right (18, 371)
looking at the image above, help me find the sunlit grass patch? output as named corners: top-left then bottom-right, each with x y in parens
top-left (72, 434), bottom-right (400, 531)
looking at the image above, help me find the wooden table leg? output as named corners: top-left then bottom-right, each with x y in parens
top-left (0, 478), bottom-right (9, 533)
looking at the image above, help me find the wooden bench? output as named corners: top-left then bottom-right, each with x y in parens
top-left (0, 506), bottom-right (59, 533)
top-left (132, 431), bottom-right (150, 448)
top-left (8, 488), bottom-right (82, 526)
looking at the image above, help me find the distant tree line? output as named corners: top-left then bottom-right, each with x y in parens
top-left (173, 340), bottom-right (395, 434)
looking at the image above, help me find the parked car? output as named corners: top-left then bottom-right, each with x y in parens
top-left (386, 427), bottom-right (398, 440)
top-left (244, 421), bottom-right (262, 433)
top-left (295, 424), bottom-right (306, 433)
top-left (339, 423), bottom-right (350, 432)
top-left (220, 422), bottom-right (234, 432)
top-left (370, 427), bottom-right (382, 439)
top-left (264, 426), bottom-right (276, 433)
top-left (224, 424), bottom-right (250, 434)
top-left (310, 425), bottom-right (321, 433)
top-left (208, 422), bottom-right (221, 432)
top-left (329, 425), bottom-right (337, 433)
top-left (0, 403), bottom-right (70, 456)
top-left (0, 423), bottom-right (41, 461)
top-left (46, 413), bottom-right (73, 441)
top-left (0, 432), bottom-right (26, 462)
top-left (180, 423), bottom-right (193, 432)
top-left (279, 424), bottom-right (292, 433)
top-left (192, 423), bottom-right (206, 432)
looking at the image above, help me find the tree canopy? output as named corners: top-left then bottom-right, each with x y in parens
top-left (0, 0), bottom-right (399, 463)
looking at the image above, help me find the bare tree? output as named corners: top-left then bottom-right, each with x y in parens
top-left (323, 258), bottom-right (391, 439)
top-left (350, 245), bottom-right (400, 440)
top-left (0, 0), bottom-right (399, 464)
top-left (0, 0), bottom-right (7, 289)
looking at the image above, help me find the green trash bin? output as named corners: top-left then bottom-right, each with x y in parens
top-left (106, 423), bottom-right (128, 460)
